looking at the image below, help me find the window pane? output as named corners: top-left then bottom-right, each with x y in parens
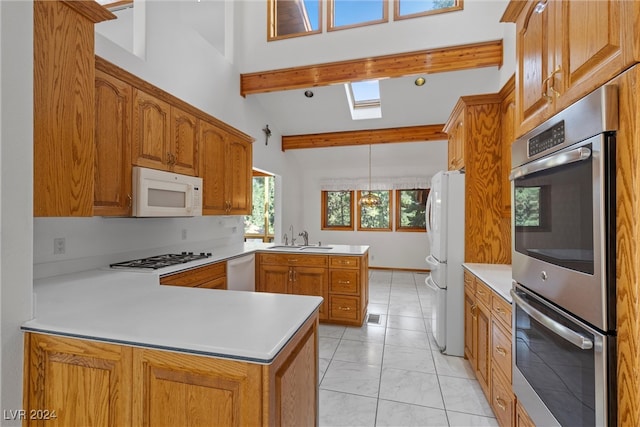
top-left (359, 191), bottom-right (391, 230)
top-left (332, 0), bottom-right (386, 28)
top-left (270, 0), bottom-right (322, 40)
top-left (245, 176), bottom-right (275, 238)
top-left (396, 0), bottom-right (460, 19)
top-left (325, 191), bottom-right (353, 228)
top-left (398, 189), bottom-right (428, 230)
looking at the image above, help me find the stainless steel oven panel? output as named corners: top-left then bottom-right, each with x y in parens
top-left (511, 134), bottom-right (610, 330)
top-left (512, 84), bottom-right (617, 167)
top-left (512, 284), bottom-right (610, 427)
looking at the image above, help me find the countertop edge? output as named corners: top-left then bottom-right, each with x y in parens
top-left (463, 263), bottom-right (513, 303)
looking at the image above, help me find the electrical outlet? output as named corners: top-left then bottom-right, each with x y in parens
top-left (54, 237), bottom-right (66, 255)
top-left (181, 229), bottom-right (187, 240)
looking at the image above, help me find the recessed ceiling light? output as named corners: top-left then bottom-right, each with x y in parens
top-left (304, 90), bottom-right (314, 98)
top-left (414, 77), bottom-right (426, 86)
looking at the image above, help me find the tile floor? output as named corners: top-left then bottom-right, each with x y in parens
top-left (318, 270), bottom-right (499, 427)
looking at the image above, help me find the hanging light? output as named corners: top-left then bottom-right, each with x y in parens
top-left (359, 144), bottom-right (382, 207)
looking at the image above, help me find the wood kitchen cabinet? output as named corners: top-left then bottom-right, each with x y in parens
top-left (444, 94), bottom-right (510, 264)
top-left (132, 90), bottom-right (199, 176)
top-left (515, 400), bottom-right (536, 427)
top-left (159, 261), bottom-right (227, 290)
top-left (94, 70), bottom-right (133, 216)
top-left (446, 112), bottom-right (465, 170)
top-left (503, 0), bottom-right (640, 136)
top-left (328, 255), bottom-right (368, 326)
top-left (499, 76), bottom-right (515, 219)
top-left (34, 0), bottom-right (114, 217)
top-left (257, 253), bottom-right (328, 320)
top-left (199, 120), bottom-right (253, 215)
top-left (24, 312), bottom-right (319, 427)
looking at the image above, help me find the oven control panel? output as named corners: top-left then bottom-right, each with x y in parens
top-left (528, 120), bottom-right (565, 157)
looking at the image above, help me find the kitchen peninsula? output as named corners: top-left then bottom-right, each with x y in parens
top-left (22, 253), bottom-right (326, 426)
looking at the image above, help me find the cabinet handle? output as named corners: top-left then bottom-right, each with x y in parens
top-left (542, 66), bottom-right (562, 101)
top-left (127, 194), bottom-right (132, 208)
top-left (495, 346), bottom-right (508, 356)
top-left (495, 397), bottom-right (507, 411)
top-left (476, 289), bottom-right (485, 296)
top-left (288, 268), bottom-right (293, 282)
top-left (338, 306), bottom-right (352, 311)
top-left (287, 259), bottom-right (298, 263)
top-left (338, 280), bottom-right (351, 284)
top-left (293, 270), bottom-right (297, 282)
top-left (495, 307), bottom-right (506, 315)
top-left (471, 304), bottom-right (477, 319)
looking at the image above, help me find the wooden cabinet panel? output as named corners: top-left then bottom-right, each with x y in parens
top-left (94, 70), bottom-right (133, 216)
top-left (475, 300), bottom-right (491, 399)
top-left (464, 283), bottom-right (476, 363)
top-left (474, 279), bottom-right (492, 309)
top-left (260, 253), bottom-right (328, 267)
top-left (329, 256), bottom-right (360, 269)
top-left (491, 365), bottom-right (516, 427)
top-left (329, 296), bottom-right (359, 322)
top-left (226, 137), bottom-right (252, 214)
top-left (33, 0), bottom-right (111, 216)
top-left (132, 347), bottom-right (262, 427)
top-left (516, 400), bottom-right (536, 427)
top-left (170, 107), bottom-right (198, 176)
top-left (491, 319), bottom-right (512, 383)
top-left (24, 333), bottom-right (132, 427)
top-left (491, 293), bottom-right (512, 332)
top-left (500, 77), bottom-right (515, 219)
top-left (291, 266), bottom-right (328, 320)
top-left (132, 89), bottom-right (171, 171)
top-left (160, 262), bottom-right (226, 290)
top-left (257, 264), bottom-right (290, 294)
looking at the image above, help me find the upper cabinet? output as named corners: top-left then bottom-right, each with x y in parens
top-left (199, 121), bottom-right (252, 215)
top-left (505, 0), bottom-right (640, 136)
top-left (445, 112), bottom-right (465, 171)
top-left (33, 0), bottom-right (115, 216)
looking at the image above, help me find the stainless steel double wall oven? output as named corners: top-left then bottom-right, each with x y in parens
top-left (510, 85), bottom-right (618, 426)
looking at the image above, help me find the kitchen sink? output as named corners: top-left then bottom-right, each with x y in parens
top-left (266, 245), bottom-right (333, 251)
top-left (299, 246), bottom-right (332, 251)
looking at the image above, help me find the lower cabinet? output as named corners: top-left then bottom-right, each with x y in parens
top-left (23, 312), bottom-right (319, 427)
top-left (256, 251), bottom-right (369, 326)
top-left (160, 261), bottom-right (227, 290)
top-left (464, 271), bottom-right (491, 398)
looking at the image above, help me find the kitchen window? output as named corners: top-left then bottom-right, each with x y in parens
top-left (245, 172), bottom-right (275, 242)
top-left (322, 190), bottom-right (354, 230)
top-left (357, 190), bottom-right (392, 231)
top-left (328, 0), bottom-right (388, 31)
top-left (395, 188), bottom-right (428, 232)
top-left (394, 0), bottom-right (462, 21)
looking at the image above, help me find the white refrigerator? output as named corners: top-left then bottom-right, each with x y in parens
top-left (425, 170), bottom-right (465, 357)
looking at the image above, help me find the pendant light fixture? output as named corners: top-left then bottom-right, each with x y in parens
top-left (359, 144), bottom-right (382, 207)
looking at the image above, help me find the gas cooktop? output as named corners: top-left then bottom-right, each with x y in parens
top-left (110, 252), bottom-right (212, 270)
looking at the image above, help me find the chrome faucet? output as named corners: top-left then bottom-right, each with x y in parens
top-left (299, 230), bottom-right (309, 246)
top-left (289, 225), bottom-right (296, 246)
top-left (283, 233), bottom-right (288, 245)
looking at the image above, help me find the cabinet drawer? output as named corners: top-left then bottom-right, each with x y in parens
top-left (491, 366), bottom-right (515, 427)
top-left (329, 256), bottom-right (360, 269)
top-left (491, 294), bottom-right (512, 332)
top-left (259, 253), bottom-right (328, 267)
top-left (474, 279), bottom-right (491, 308)
top-left (160, 261), bottom-right (226, 288)
top-left (197, 276), bottom-right (227, 290)
top-left (329, 270), bottom-right (359, 295)
top-left (491, 320), bottom-right (512, 383)
top-left (329, 296), bottom-right (359, 321)
top-left (464, 270), bottom-right (475, 293)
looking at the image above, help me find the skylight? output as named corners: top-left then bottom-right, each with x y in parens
top-left (344, 80), bottom-right (382, 120)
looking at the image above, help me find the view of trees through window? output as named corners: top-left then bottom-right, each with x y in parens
top-left (358, 190), bottom-right (391, 230)
top-left (396, 0), bottom-right (460, 19)
top-left (245, 175), bottom-right (275, 241)
top-left (397, 189), bottom-right (428, 230)
top-left (323, 191), bottom-right (353, 229)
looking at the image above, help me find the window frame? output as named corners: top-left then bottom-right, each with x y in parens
top-left (395, 188), bottom-right (429, 232)
top-left (327, 0), bottom-right (389, 32)
top-left (244, 171), bottom-right (275, 242)
top-left (267, 0), bottom-right (323, 42)
top-left (393, 0), bottom-right (463, 21)
top-left (321, 190), bottom-right (355, 230)
top-left (357, 190), bottom-right (392, 232)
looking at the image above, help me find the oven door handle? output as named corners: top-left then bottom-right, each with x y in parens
top-left (509, 147), bottom-right (591, 180)
top-left (510, 288), bottom-right (594, 350)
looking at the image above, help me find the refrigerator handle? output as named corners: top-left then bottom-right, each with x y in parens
top-left (425, 189), bottom-right (433, 236)
top-left (425, 255), bottom-right (439, 269)
top-left (425, 274), bottom-right (441, 291)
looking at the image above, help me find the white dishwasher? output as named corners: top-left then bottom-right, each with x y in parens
top-left (227, 253), bottom-right (255, 292)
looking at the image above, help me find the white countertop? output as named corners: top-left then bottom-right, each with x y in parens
top-left (462, 263), bottom-right (513, 303)
top-left (23, 268), bottom-right (322, 364)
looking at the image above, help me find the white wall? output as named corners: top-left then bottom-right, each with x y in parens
top-left (290, 141), bottom-right (448, 270)
top-left (0, 1), bottom-right (33, 422)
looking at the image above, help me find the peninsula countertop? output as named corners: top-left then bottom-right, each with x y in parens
top-left (22, 268), bottom-right (322, 364)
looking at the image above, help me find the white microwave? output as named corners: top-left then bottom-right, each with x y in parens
top-left (132, 167), bottom-right (203, 217)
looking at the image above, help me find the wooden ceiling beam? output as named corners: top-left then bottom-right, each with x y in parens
top-left (281, 124), bottom-right (447, 151)
top-left (240, 39), bottom-right (503, 96)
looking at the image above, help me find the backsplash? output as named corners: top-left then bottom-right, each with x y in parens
top-left (33, 216), bottom-right (244, 279)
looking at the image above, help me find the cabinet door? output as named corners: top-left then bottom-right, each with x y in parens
top-left (170, 107), bottom-right (198, 176)
top-left (292, 266), bottom-right (328, 320)
top-left (555, 0), bottom-right (630, 111)
top-left (447, 118), bottom-right (464, 171)
top-left (199, 121), bottom-right (228, 214)
top-left (500, 84), bottom-right (515, 218)
top-left (464, 286), bottom-right (476, 363)
top-left (132, 89), bottom-right (171, 171)
top-left (258, 264), bottom-right (290, 294)
top-left (226, 136), bottom-right (253, 215)
top-left (516, 0), bottom-right (556, 136)
top-left (132, 347), bottom-right (262, 427)
top-left (25, 333), bottom-right (132, 427)
top-left (475, 300), bottom-right (491, 399)
top-left (94, 70), bottom-right (132, 216)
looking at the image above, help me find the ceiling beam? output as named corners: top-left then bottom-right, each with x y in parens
top-left (240, 39), bottom-right (503, 96)
top-left (281, 124), bottom-right (447, 151)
